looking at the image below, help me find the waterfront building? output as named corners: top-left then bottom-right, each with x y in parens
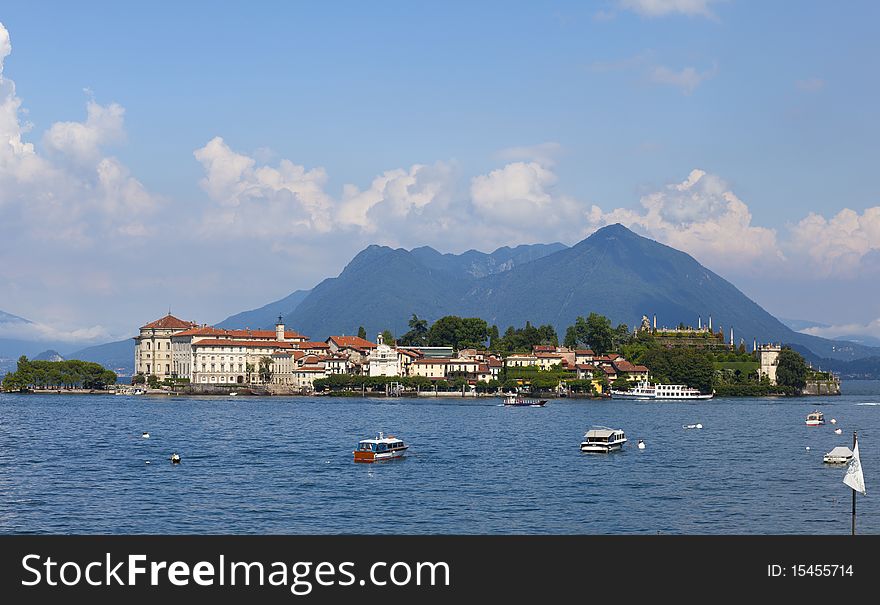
top-left (758, 343), bottom-right (782, 385)
top-left (504, 354), bottom-right (538, 368)
top-left (326, 336), bottom-right (377, 374)
top-left (574, 349), bottom-right (595, 364)
top-left (611, 359), bottom-right (650, 382)
top-left (368, 333), bottom-right (400, 377)
top-left (134, 314), bottom-right (198, 379)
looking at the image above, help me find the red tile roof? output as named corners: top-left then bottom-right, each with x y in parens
top-left (327, 336), bottom-right (377, 349)
top-left (297, 341), bottom-right (331, 349)
top-left (191, 339), bottom-right (295, 349)
top-left (575, 349), bottom-right (595, 356)
top-left (576, 364), bottom-right (598, 372)
top-left (532, 345), bottom-right (557, 352)
top-left (174, 326), bottom-right (307, 340)
top-left (141, 314), bottom-right (197, 330)
top-left (612, 360), bottom-right (649, 373)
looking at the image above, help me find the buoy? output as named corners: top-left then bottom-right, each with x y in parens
top-left (830, 418), bottom-right (837, 424)
top-left (145, 460), bottom-right (151, 464)
top-left (696, 423), bottom-right (703, 429)
top-left (805, 446), bottom-right (811, 451)
top-left (637, 440), bottom-right (646, 449)
top-left (142, 432), bottom-right (150, 439)
top-left (834, 428), bottom-right (843, 435)
top-left (170, 453), bottom-right (181, 464)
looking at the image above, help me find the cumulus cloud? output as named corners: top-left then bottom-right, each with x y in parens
top-left (800, 318), bottom-right (880, 342)
top-left (618, 0), bottom-right (720, 18)
top-left (787, 207), bottom-right (880, 277)
top-left (0, 319), bottom-right (110, 343)
top-left (650, 63), bottom-right (717, 94)
top-left (193, 136), bottom-right (334, 236)
top-left (587, 169), bottom-right (784, 272)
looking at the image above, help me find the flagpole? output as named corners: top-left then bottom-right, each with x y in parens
top-left (852, 431), bottom-right (857, 536)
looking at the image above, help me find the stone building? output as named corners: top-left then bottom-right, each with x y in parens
top-left (133, 314), bottom-right (198, 379)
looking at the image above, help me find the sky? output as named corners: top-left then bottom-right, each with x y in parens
top-left (0, 0), bottom-right (879, 346)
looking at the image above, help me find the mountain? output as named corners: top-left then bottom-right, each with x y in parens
top-left (33, 350), bottom-right (65, 362)
top-left (67, 339), bottom-right (135, 376)
top-left (0, 310), bottom-right (71, 360)
top-left (216, 289), bottom-right (311, 330)
top-left (284, 242), bottom-right (566, 339)
top-left (279, 224), bottom-right (879, 361)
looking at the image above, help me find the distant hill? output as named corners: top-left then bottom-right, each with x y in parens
top-left (33, 350), bottom-right (65, 362)
top-left (216, 289), bottom-right (311, 330)
top-left (277, 224), bottom-right (879, 361)
top-left (67, 339), bottom-right (135, 376)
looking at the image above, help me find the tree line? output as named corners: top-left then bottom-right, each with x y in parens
top-left (2, 356), bottom-right (118, 391)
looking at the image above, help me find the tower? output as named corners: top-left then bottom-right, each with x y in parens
top-left (275, 315), bottom-right (285, 341)
top-left (377, 332), bottom-right (384, 346)
top-left (730, 327), bottom-right (734, 347)
top-left (698, 315), bottom-right (702, 330)
top-left (708, 315), bottom-right (712, 332)
top-left (653, 314), bottom-right (657, 330)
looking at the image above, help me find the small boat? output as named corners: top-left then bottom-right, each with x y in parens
top-left (805, 411), bottom-right (825, 426)
top-left (503, 394), bottom-right (547, 407)
top-left (132, 388), bottom-right (146, 395)
top-left (823, 446), bottom-right (853, 464)
top-left (142, 432), bottom-right (150, 439)
top-left (580, 427), bottom-right (627, 453)
top-left (170, 453), bottom-right (181, 464)
top-left (229, 391), bottom-right (238, 396)
top-left (683, 423), bottom-right (703, 430)
top-left (637, 440), bottom-right (646, 450)
top-left (353, 432), bottom-right (408, 462)
top-left (834, 428), bottom-right (843, 435)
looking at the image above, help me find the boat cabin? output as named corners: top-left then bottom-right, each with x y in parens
top-left (354, 432), bottom-right (408, 462)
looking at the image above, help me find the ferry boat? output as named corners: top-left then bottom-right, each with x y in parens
top-left (610, 381), bottom-right (713, 400)
top-left (580, 427), bottom-right (627, 453)
top-left (353, 432), bottom-right (408, 462)
top-left (503, 394), bottom-right (547, 407)
top-left (805, 410), bottom-right (825, 426)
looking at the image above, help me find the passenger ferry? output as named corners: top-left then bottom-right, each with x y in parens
top-left (610, 381), bottom-right (713, 400)
top-left (503, 394), bottom-right (547, 407)
top-left (580, 427), bottom-right (627, 453)
top-left (353, 432), bottom-right (408, 462)
top-left (805, 410), bottom-right (825, 426)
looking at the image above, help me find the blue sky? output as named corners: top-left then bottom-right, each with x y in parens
top-left (0, 1), bottom-right (879, 345)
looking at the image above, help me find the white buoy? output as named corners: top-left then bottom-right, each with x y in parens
top-left (696, 423), bottom-right (703, 429)
top-left (830, 418), bottom-right (837, 424)
top-left (145, 460), bottom-right (151, 464)
top-left (170, 453), bottom-right (181, 464)
top-left (142, 432), bottom-right (150, 439)
top-left (834, 428), bottom-right (842, 435)
top-left (637, 440), bottom-right (646, 449)
top-left (805, 446), bottom-right (811, 451)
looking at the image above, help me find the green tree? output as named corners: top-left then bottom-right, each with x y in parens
top-left (259, 356), bottom-right (274, 383)
top-left (398, 314), bottom-right (429, 346)
top-left (147, 374), bottom-right (160, 389)
top-left (427, 316), bottom-right (489, 349)
top-left (584, 313), bottom-right (614, 355)
top-left (641, 347), bottom-right (714, 394)
top-left (775, 347), bottom-right (807, 390)
top-left (131, 373), bottom-right (146, 385)
top-left (611, 375), bottom-right (631, 391)
top-left (357, 326), bottom-right (367, 340)
top-left (380, 329), bottom-right (395, 345)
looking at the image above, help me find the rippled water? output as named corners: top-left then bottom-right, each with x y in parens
top-left (1, 382), bottom-right (878, 534)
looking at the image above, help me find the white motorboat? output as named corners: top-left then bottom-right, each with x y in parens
top-left (580, 427), bottom-right (627, 453)
top-left (353, 432), bottom-right (408, 462)
top-left (805, 410), bottom-right (825, 426)
top-left (823, 446), bottom-right (853, 464)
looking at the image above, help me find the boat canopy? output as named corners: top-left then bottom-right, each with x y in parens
top-left (826, 446), bottom-right (853, 458)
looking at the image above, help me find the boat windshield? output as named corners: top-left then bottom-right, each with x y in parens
top-left (358, 443), bottom-right (375, 451)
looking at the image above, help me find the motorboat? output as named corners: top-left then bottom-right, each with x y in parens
top-left (823, 446), bottom-right (853, 464)
top-left (580, 427), bottom-right (627, 453)
top-left (354, 432), bottom-right (408, 462)
top-left (503, 394), bottom-right (546, 407)
top-left (805, 411), bottom-right (825, 426)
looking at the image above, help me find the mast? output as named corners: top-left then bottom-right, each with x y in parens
top-left (852, 431), bottom-right (857, 536)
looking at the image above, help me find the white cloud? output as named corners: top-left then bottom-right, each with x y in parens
top-left (588, 169), bottom-right (784, 272)
top-left (650, 63), bottom-right (717, 94)
top-left (618, 0), bottom-right (719, 18)
top-left (0, 319), bottom-right (110, 344)
top-left (0, 22), bottom-right (163, 247)
top-left (193, 136), bottom-right (334, 236)
top-left (800, 318), bottom-right (880, 342)
top-left (787, 207), bottom-right (880, 277)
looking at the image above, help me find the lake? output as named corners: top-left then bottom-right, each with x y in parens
top-left (1, 382), bottom-right (878, 534)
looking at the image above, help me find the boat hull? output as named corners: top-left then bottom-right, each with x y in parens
top-left (353, 448), bottom-right (407, 463)
top-left (805, 420), bottom-right (825, 426)
top-left (580, 443), bottom-right (625, 453)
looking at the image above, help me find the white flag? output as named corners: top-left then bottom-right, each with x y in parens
top-left (844, 440), bottom-right (866, 495)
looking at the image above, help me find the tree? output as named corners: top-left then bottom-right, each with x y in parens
top-left (427, 316), bottom-right (489, 349)
top-left (585, 313), bottom-right (614, 355)
top-left (612, 375), bottom-right (631, 391)
top-left (259, 357), bottom-right (274, 383)
top-left (641, 347), bottom-right (714, 394)
top-left (147, 374), bottom-right (160, 389)
top-left (131, 373), bottom-right (146, 385)
top-left (563, 316), bottom-right (588, 349)
top-left (380, 329), bottom-right (395, 345)
top-left (775, 347), bottom-right (807, 390)
top-left (398, 314), bottom-right (429, 346)
top-left (357, 326), bottom-right (367, 340)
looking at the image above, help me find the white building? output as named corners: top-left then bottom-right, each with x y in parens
top-left (758, 344), bottom-right (782, 385)
top-left (368, 333), bottom-right (401, 377)
top-left (134, 314), bottom-right (198, 379)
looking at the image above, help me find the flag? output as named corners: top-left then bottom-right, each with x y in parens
top-left (844, 439), bottom-right (866, 495)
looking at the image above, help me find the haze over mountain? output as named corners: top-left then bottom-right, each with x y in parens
top-left (279, 224), bottom-right (876, 361)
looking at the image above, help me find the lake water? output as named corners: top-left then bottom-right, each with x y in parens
top-left (1, 382), bottom-right (878, 534)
